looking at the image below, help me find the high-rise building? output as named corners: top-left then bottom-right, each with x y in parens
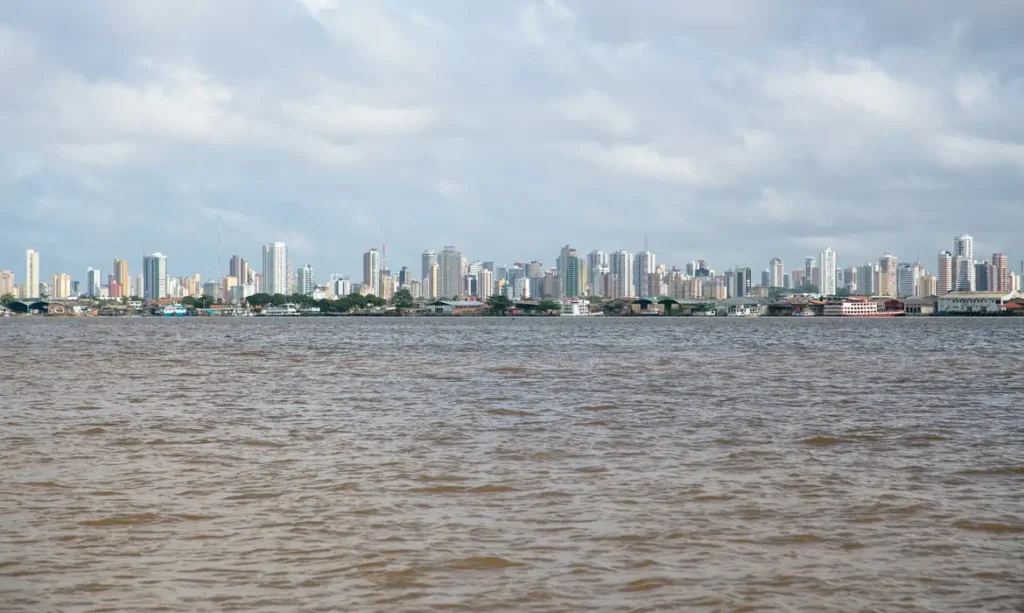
top-left (361, 248), bottom-right (380, 297)
top-left (477, 269), bottom-right (494, 298)
top-left (783, 273), bottom-right (791, 289)
top-left (229, 255), bottom-right (249, 287)
top-left (51, 273), bottom-right (71, 299)
top-left (936, 251), bottom-right (953, 295)
top-left (791, 269), bottom-right (805, 288)
top-left (920, 275), bottom-right (937, 297)
top-left (261, 242), bottom-right (287, 295)
top-left (804, 257), bottom-right (815, 288)
top-left (0, 270), bottom-right (14, 297)
top-left (525, 261), bottom-right (545, 280)
top-left (953, 234), bottom-right (974, 291)
top-left (113, 259), bottom-right (129, 299)
top-left (974, 261), bottom-right (994, 292)
top-left (587, 250), bottom-right (608, 293)
top-left (421, 250), bottom-right (437, 285)
top-left (25, 249), bottom-right (40, 298)
top-left (992, 253), bottom-right (1010, 292)
top-left (609, 250), bottom-right (634, 298)
top-left (633, 250), bottom-right (656, 298)
top-left (438, 246), bottom-right (462, 299)
top-left (857, 264), bottom-right (875, 296)
top-left (143, 253), bottom-right (167, 300)
top-left (297, 265), bottom-right (315, 295)
top-left (878, 254), bottom-right (898, 297)
top-left (734, 267), bottom-right (752, 298)
top-left (769, 258), bottom-right (784, 288)
top-left (761, 269), bottom-right (770, 288)
top-left (426, 263), bottom-right (439, 299)
top-left (819, 248), bottom-right (837, 295)
top-left (843, 267), bottom-right (857, 291)
top-left (87, 267), bottom-right (102, 297)
top-left (398, 266), bottom-right (412, 287)
top-left (896, 263), bottom-right (919, 298)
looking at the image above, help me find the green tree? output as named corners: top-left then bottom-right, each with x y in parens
top-left (393, 289), bottom-right (415, 309)
top-left (537, 299), bottom-right (561, 314)
top-left (1, 292), bottom-right (16, 306)
top-left (486, 294), bottom-right (513, 314)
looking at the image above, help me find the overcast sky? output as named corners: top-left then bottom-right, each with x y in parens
top-left (1, 0), bottom-right (1022, 282)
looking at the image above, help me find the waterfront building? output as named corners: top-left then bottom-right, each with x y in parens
top-left (297, 264), bottom-right (315, 295)
top-left (609, 251), bottom-right (634, 298)
top-left (51, 273), bottom-right (71, 299)
top-left (477, 268), bottom-right (494, 298)
top-left (143, 252), bottom-right (167, 300)
top-left (769, 258), bottom-right (784, 288)
top-left (262, 242), bottom-right (287, 295)
top-left (25, 249), bottom-right (40, 298)
top-left (953, 234), bottom-right (974, 291)
top-left (878, 253), bottom-right (898, 297)
top-left (820, 247), bottom-right (837, 295)
top-left (438, 246), bottom-right (462, 299)
top-left (992, 253), bottom-right (1010, 292)
top-left (87, 267), bottom-right (102, 297)
top-left (938, 291), bottom-right (1022, 315)
top-left (0, 270), bottom-right (15, 296)
top-left (559, 299), bottom-right (592, 316)
top-left (937, 251), bottom-right (953, 295)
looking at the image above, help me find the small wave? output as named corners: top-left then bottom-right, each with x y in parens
top-left (78, 427), bottom-right (106, 435)
top-left (80, 513), bottom-right (163, 527)
top-left (485, 408), bottom-right (531, 417)
top-left (224, 492), bottom-right (282, 500)
top-left (958, 466), bottom-right (1024, 476)
top-left (583, 420), bottom-right (608, 426)
top-left (693, 494), bottom-right (733, 502)
top-left (240, 440), bottom-right (287, 448)
top-left (621, 577), bottom-right (671, 592)
top-left (467, 485), bottom-right (516, 493)
top-left (576, 466), bottom-right (607, 473)
top-left (954, 520), bottom-right (1024, 533)
top-left (24, 480), bottom-right (67, 488)
top-left (580, 404), bottom-right (618, 411)
top-left (450, 556), bottom-right (524, 570)
top-left (802, 436), bottom-right (845, 446)
top-left (767, 534), bottom-right (821, 544)
top-left (409, 485), bottom-right (466, 494)
top-left (486, 366), bottom-right (529, 374)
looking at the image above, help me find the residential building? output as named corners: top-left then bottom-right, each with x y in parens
top-left (896, 263), bottom-right (919, 298)
top-left (477, 269), bottom-right (493, 298)
top-left (804, 257), bottom-right (815, 288)
top-left (557, 245), bottom-right (584, 298)
top-left (427, 262), bottom-right (439, 299)
top-left (783, 273), bottom-right (791, 289)
top-left (953, 234), bottom-right (974, 291)
top-left (992, 253), bottom-right (1010, 292)
top-left (937, 251), bottom-right (953, 295)
top-left (818, 248), bottom-right (837, 295)
top-left (843, 267), bottom-right (857, 292)
top-left (975, 261), bottom-right (994, 292)
top-left (769, 258), bottom-right (784, 288)
top-left (878, 253), bottom-right (898, 297)
top-left (761, 269), bottom-right (770, 288)
top-left (398, 266), bottom-right (412, 287)
top-left (438, 246), bottom-right (462, 299)
top-left (0, 270), bottom-right (14, 296)
top-left (51, 273), bottom-right (71, 299)
top-left (297, 264), bottom-right (315, 295)
top-left (734, 267), bottom-right (752, 298)
top-left (919, 275), bottom-right (937, 297)
top-left (791, 269), bottom-right (805, 288)
top-left (362, 248), bottom-right (380, 297)
top-left (334, 277), bottom-right (351, 297)
top-left (87, 267), bottom-right (102, 297)
top-left (525, 261), bottom-right (545, 279)
top-left (113, 259), bottom-right (129, 298)
top-left (421, 249), bottom-right (437, 284)
top-left (222, 275), bottom-right (238, 301)
top-left (229, 256), bottom-right (248, 287)
top-left (587, 250), bottom-right (608, 293)
top-left (26, 249), bottom-right (39, 298)
top-left (633, 250), bottom-right (656, 298)
top-left (262, 242), bottom-right (287, 295)
top-left (609, 250), bottom-right (634, 298)
top-left (143, 253), bottom-right (168, 300)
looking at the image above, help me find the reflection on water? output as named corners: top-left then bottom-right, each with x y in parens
top-left (1, 317), bottom-right (1022, 611)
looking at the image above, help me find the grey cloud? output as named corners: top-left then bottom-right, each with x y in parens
top-left (0, 0), bottom-right (1022, 282)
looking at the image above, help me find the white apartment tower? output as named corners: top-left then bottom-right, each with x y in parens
top-left (438, 246), bottom-right (462, 299)
top-left (609, 250), bottom-right (634, 298)
top-left (25, 249), bottom-right (40, 298)
top-left (297, 264), bottom-right (315, 295)
top-left (819, 248), bottom-right (837, 295)
top-left (421, 250), bottom-right (437, 285)
top-left (953, 234), bottom-right (974, 291)
top-left (143, 253), bottom-right (167, 300)
top-left (262, 242), bottom-right (288, 295)
top-left (769, 258), bottom-right (784, 289)
top-left (363, 249), bottom-right (380, 297)
top-left (937, 251), bottom-right (953, 295)
top-left (634, 250), bottom-right (656, 298)
top-left (878, 253), bottom-right (898, 297)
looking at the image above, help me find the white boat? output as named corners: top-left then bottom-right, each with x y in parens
top-left (162, 304), bottom-right (187, 317)
top-left (262, 303), bottom-right (301, 316)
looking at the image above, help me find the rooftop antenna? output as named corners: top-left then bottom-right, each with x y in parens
top-left (217, 215), bottom-right (222, 281)
top-left (644, 232), bottom-right (648, 251)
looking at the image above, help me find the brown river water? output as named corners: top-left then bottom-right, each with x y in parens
top-left (1, 317), bottom-right (1022, 611)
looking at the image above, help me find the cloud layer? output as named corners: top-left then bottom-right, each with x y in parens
top-left (1, 0), bottom-right (1022, 280)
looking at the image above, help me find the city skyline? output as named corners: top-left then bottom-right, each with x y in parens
top-left (2, 3), bottom-right (1023, 279)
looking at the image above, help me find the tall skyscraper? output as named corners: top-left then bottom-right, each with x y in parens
top-left (229, 255), bottom-right (249, 287)
top-left (297, 265), bottom-right (315, 295)
top-left (112, 259), bottom-right (129, 299)
top-left (609, 250), bottom-right (634, 298)
top-left (974, 261), bottom-right (994, 292)
top-left (633, 250), bottom-right (656, 298)
top-left (477, 269), bottom-right (494, 298)
top-left (587, 250), bottom-right (608, 293)
top-left (421, 250), bottom-right (437, 285)
top-left (262, 242), bottom-right (287, 295)
top-left (936, 251), bottom-right (953, 295)
top-left (953, 234), bottom-right (974, 291)
top-left (819, 247), bottom-right (837, 295)
top-left (438, 246), bottom-right (462, 299)
top-left (857, 264), bottom-right (875, 296)
top-left (992, 253), bottom-right (1010, 292)
top-left (87, 267), bottom-right (102, 297)
top-left (51, 273), bottom-right (71, 299)
top-left (25, 249), bottom-right (39, 298)
top-left (734, 267), bottom-right (751, 297)
top-left (769, 258), bottom-right (784, 288)
top-left (0, 270), bottom-right (14, 297)
top-left (919, 275), bottom-right (937, 297)
top-left (896, 263), bottom-right (919, 298)
top-left (803, 256), bottom-right (815, 288)
top-left (143, 253), bottom-right (167, 300)
top-left (878, 254), bottom-right (898, 297)
top-left (363, 248), bottom-right (380, 297)
top-left (427, 263), bottom-right (439, 299)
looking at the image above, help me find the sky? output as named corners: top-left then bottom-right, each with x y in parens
top-left (1, 0), bottom-right (1022, 283)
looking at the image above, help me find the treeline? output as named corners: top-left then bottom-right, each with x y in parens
top-left (245, 292), bottom-right (387, 313)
